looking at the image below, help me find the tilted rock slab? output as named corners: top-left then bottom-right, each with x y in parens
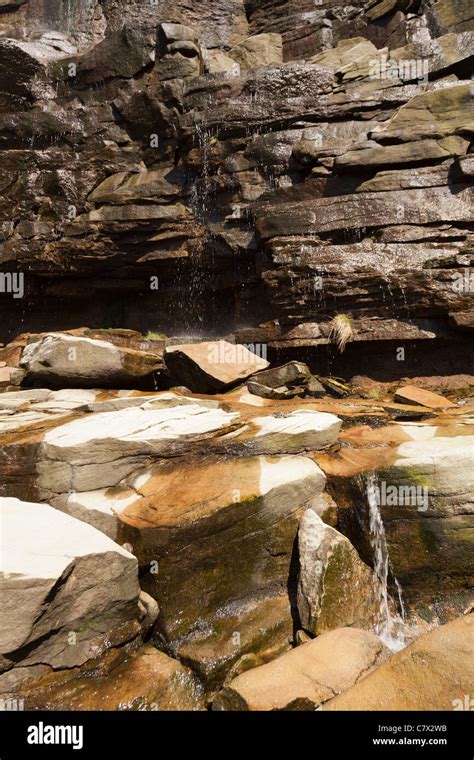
top-left (297, 509), bottom-right (381, 635)
top-left (0, 498), bottom-right (145, 679)
top-left (163, 340), bottom-right (269, 393)
top-left (239, 410), bottom-right (342, 454)
top-left (38, 401), bottom-right (240, 493)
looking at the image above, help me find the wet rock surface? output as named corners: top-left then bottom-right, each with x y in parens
top-left (324, 613), bottom-right (474, 710)
top-left (0, 0), bottom-right (473, 713)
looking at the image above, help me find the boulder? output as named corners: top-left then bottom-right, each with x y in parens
top-left (324, 614), bottom-right (474, 710)
top-left (213, 627), bottom-right (389, 711)
top-left (163, 340), bottom-right (269, 393)
top-left (229, 33), bottom-right (283, 71)
top-left (306, 376), bottom-right (326, 398)
top-left (247, 362), bottom-right (324, 400)
top-left (17, 646), bottom-right (205, 711)
top-left (19, 334), bottom-right (163, 389)
top-left (119, 453), bottom-right (327, 682)
top-left (0, 498), bottom-right (146, 678)
top-left (175, 592), bottom-right (294, 686)
top-left (246, 381), bottom-right (304, 400)
top-left (297, 509), bottom-right (381, 635)
top-left (249, 361), bottom-right (311, 389)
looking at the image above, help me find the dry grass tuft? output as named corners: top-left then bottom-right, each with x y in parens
top-left (329, 314), bottom-right (354, 353)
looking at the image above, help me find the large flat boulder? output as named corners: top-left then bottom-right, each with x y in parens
top-left (324, 614), bottom-right (474, 710)
top-left (19, 334), bottom-right (163, 389)
top-left (38, 400), bottom-right (240, 494)
top-left (163, 340), bottom-right (269, 393)
top-left (0, 498), bottom-right (148, 680)
top-left (213, 627), bottom-right (389, 711)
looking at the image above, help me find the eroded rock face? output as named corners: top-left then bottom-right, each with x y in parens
top-left (0, 1), bottom-right (472, 376)
top-left (324, 613), bottom-right (474, 710)
top-left (213, 627), bottom-right (389, 710)
top-left (0, 497), bottom-right (149, 684)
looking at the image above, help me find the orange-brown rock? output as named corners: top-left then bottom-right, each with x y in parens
top-left (324, 614), bottom-right (474, 710)
top-left (213, 627), bottom-right (389, 711)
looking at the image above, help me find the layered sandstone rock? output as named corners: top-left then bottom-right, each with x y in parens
top-left (0, 497), bottom-right (153, 686)
top-left (0, 0), bottom-right (471, 378)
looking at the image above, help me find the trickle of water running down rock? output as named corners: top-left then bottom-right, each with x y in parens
top-left (366, 472), bottom-right (406, 652)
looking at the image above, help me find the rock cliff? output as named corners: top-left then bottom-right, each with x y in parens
top-left (0, 0), bottom-right (472, 382)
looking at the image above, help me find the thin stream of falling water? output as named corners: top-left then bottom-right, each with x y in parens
top-left (366, 472), bottom-right (407, 651)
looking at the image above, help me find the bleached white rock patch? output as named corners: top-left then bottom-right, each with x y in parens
top-left (250, 410), bottom-right (342, 453)
top-left (39, 403), bottom-right (240, 492)
top-left (0, 497), bottom-right (141, 669)
top-left (259, 455), bottom-right (326, 496)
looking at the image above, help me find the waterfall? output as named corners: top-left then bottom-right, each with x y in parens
top-left (191, 123), bottom-right (213, 226)
top-left (366, 472), bottom-right (406, 651)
